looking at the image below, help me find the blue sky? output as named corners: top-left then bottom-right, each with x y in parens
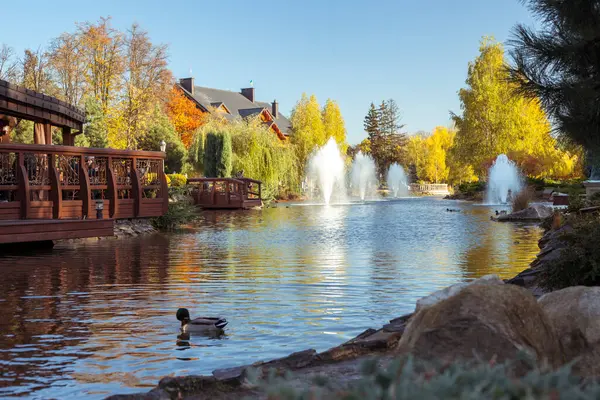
top-left (2, 0), bottom-right (534, 144)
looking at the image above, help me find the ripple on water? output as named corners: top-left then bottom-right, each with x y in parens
top-left (0, 199), bottom-right (542, 398)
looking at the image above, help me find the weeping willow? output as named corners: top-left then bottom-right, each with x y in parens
top-left (192, 119), bottom-right (300, 200)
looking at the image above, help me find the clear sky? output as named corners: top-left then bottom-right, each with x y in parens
top-left (2, 0), bottom-right (534, 145)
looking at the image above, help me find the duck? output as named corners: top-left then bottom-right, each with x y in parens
top-left (176, 308), bottom-right (227, 333)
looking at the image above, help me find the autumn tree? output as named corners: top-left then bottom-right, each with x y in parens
top-left (119, 23), bottom-right (172, 149)
top-left (78, 17), bottom-right (124, 111)
top-left (421, 127), bottom-right (453, 183)
top-left (165, 86), bottom-right (206, 148)
top-left (322, 99), bottom-right (347, 153)
top-left (48, 32), bottom-right (87, 105)
top-left (21, 48), bottom-right (54, 94)
top-left (452, 37), bottom-right (561, 177)
top-left (291, 93), bottom-right (325, 169)
top-left (0, 44), bottom-right (18, 82)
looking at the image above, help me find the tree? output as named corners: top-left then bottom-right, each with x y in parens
top-left (77, 96), bottom-right (108, 148)
top-left (119, 23), bottom-right (172, 149)
top-left (21, 48), bottom-right (54, 94)
top-left (509, 0), bottom-right (600, 179)
top-left (48, 32), bottom-right (86, 105)
top-left (363, 103), bottom-right (380, 142)
top-left (379, 99), bottom-right (405, 136)
top-left (138, 106), bottom-right (186, 173)
top-left (78, 17), bottom-right (124, 111)
top-left (422, 127), bottom-right (453, 183)
top-left (165, 86), bottom-right (206, 148)
top-left (204, 130), bottom-right (232, 178)
top-left (291, 93), bottom-right (325, 169)
top-left (0, 44), bottom-right (18, 82)
top-left (452, 37), bottom-right (557, 177)
top-left (322, 99), bottom-right (347, 153)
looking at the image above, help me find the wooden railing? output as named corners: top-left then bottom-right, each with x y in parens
top-left (0, 144), bottom-right (168, 220)
top-left (410, 183), bottom-right (450, 194)
top-left (187, 177), bottom-right (262, 209)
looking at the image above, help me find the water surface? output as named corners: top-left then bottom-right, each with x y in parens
top-left (0, 198), bottom-right (542, 398)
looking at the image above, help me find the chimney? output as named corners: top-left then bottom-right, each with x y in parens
top-left (179, 77), bottom-right (194, 95)
top-left (272, 100), bottom-right (279, 118)
top-left (240, 87), bottom-right (255, 103)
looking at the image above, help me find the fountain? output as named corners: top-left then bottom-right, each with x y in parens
top-left (306, 137), bottom-right (346, 204)
top-left (350, 151), bottom-right (378, 200)
top-left (486, 154), bottom-right (522, 204)
top-left (387, 163), bottom-right (410, 197)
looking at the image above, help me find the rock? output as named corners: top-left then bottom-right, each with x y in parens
top-left (105, 389), bottom-right (170, 400)
top-left (497, 204), bottom-right (553, 222)
top-left (415, 274), bottom-right (504, 312)
top-left (397, 284), bottom-right (563, 367)
top-left (538, 286), bottom-right (600, 360)
top-left (212, 366), bottom-right (246, 382)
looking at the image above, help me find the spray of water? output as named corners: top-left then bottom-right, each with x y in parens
top-left (306, 138), bottom-right (346, 205)
top-left (486, 154), bottom-right (522, 204)
top-left (350, 152), bottom-right (378, 200)
top-left (387, 163), bottom-right (410, 197)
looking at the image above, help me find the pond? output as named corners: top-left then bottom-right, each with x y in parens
top-left (0, 198), bottom-right (542, 398)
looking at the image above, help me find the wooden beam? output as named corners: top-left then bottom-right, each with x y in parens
top-left (44, 123), bottom-right (52, 145)
top-left (160, 161), bottom-right (169, 215)
top-left (49, 154), bottom-right (62, 219)
top-left (107, 157), bottom-right (118, 218)
top-left (79, 155), bottom-right (91, 219)
top-left (16, 152), bottom-right (30, 219)
top-left (131, 158), bottom-right (142, 217)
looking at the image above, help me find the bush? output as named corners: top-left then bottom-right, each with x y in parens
top-left (539, 215), bottom-right (600, 290)
top-left (249, 356), bottom-right (600, 400)
top-left (458, 181), bottom-right (486, 196)
top-left (167, 173), bottom-right (187, 187)
top-left (204, 129), bottom-right (232, 178)
top-left (511, 188), bottom-right (532, 212)
top-left (151, 188), bottom-right (197, 231)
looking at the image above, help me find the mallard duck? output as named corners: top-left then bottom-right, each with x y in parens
top-left (176, 308), bottom-right (227, 333)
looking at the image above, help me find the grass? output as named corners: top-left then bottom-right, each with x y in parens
top-left (511, 188), bottom-right (533, 212)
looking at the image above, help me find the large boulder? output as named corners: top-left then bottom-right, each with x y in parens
top-left (497, 204), bottom-right (553, 222)
top-left (415, 274), bottom-right (504, 312)
top-left (538, 286), bottom-right (600, 361)
top-left (397, 284), bottom-right (563, 367)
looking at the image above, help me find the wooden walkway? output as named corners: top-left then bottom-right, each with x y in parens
top-left (187, 178), bottom-right (262, 209)
top-left (0, 219), bottom-right (114, 244)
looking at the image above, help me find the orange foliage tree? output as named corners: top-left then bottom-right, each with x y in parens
top-left (165, 86), bottom-right (205, 148)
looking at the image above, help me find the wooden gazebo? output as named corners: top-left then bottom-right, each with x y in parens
top-left (0, 80), bottom-right (169, 244)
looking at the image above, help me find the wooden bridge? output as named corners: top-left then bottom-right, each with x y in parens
top-left (187, 177), bottom-right (262, 209)
top-left (0, 79), bottom-right (168, 244)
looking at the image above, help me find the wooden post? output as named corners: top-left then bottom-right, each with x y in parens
top-left (80, 155), bottom-right (91, 219)
top-left (62, 127), bottom-right (73, 146)
top-left (107, 156), bottom-right (118, 218)
top-left (49, 153), bottom-right (62, 219)
top-left (226, 179), bottom-right (230, 205)
top-left (131, 157), bottom-right (142, 217)
top-left (16, 152), bottom-right (30, 219)
top-left (160, 159), bottom-right (169, 214)
top-left (44, 123), bottom-right (52, 145)
top-left (34, 123), bottom-right (45, 144)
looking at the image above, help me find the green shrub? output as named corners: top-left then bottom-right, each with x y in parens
top-left (458, 181), bottom-right (486, 195)
top-left (539, 215), bottom-right (600, 290)
top-left (248, 356), bottom-right (600, 400)
top-left (151, 187), bottom-right (197, 231)
top-left (204, 129), bottom-right (232, 178)
top-left (167, 173), bottom-right (187, 187)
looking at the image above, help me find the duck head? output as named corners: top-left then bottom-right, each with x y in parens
top-left (176, 308), bottom-right (191, 325)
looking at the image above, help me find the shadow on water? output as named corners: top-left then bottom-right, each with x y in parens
top-left (0, 199), bottom-right (543, 398)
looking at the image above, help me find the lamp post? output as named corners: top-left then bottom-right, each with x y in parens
top-left (160, 140), bottom-right (167, 152)
top-left (95, 199), bottom-right (104, 219)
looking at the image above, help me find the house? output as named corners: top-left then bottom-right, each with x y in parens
top-left (176, 78), bottom-right (292, 140)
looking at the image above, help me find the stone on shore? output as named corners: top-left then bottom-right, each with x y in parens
top-left (397, 284), bottom-right (563, 366)
top-left (538, 286), bottom-right (600, 361)
top-left (415, 274), bottom-right (504, 312)
top-left (496, 204), bottom-right (552, 222)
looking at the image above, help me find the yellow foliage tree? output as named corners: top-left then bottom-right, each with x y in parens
top-left (322, 99), bottom-right (348, 154)
top-left (291, 93), bottom-right (325, 169)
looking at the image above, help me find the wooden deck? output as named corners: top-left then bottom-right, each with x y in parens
top-left (187, 178), bottom-right (262, 209)
top-left (0, 218), bottom-right (114, 244)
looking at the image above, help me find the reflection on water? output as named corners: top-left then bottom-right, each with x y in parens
top-left (0, 198), bottom-right (542, 398)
